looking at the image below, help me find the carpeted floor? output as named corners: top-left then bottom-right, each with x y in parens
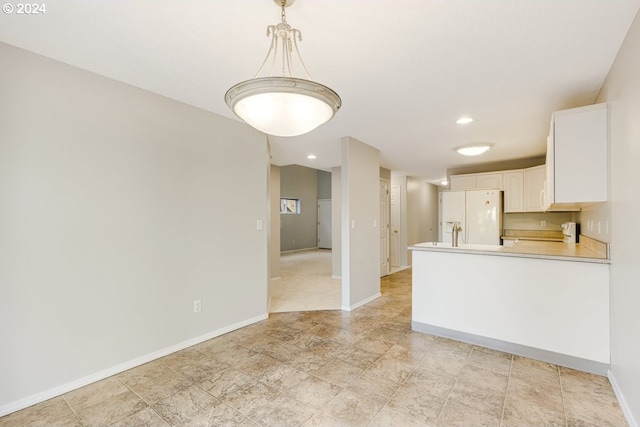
top-left (270, 249), bottom-right (341, 313)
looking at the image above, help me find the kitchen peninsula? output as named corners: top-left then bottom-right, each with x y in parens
top-left (410, 238), bottom-right (610, 375)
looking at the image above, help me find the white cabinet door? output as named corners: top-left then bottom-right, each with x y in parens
top-left (545, 103), bottom-right (607, 210)
top-left (476, 173), bottom-right (503, 190)
top-left (450, 173), bottom-right (502, 191)
top-left (524, 166), bottom-right (545, 212)
top-left (450, 175), bottom-right (476, 191)
top-left (504, 171), bottom-right (524, 213)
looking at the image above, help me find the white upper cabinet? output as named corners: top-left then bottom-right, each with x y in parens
top-left (450, 172), bottom-right (502, 191)
top-left (450, 175), bottom-right (476, 191)
top-left (544, 103), bottom-right (608, 211)
top-left (524, 165), bottom-right (545, 212)
top-left (503, 171), bottom-right (524, 213)
top-left (476, 173), bottom-right (503, 190)
top-left (504, 166), bottom-right (545, 213)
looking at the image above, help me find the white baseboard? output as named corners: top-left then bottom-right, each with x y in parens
top-left (608, 369), bottom-right (638, 427)
top-left (341, 292), bottom-right (381, 312)
top-left (413, 321), bottom-right (609, 376)
top-left (0, 313), bottom-right (268, 417)
top-left (280, 247), bottom-right (320, 254)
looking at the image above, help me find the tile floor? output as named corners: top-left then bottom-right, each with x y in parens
top-left (1, 269), bottom-right (628, 426)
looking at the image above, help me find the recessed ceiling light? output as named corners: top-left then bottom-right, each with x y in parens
top-left (456, 144), bottom-right (492, 156)
top-left (306, 154), bottom-right (317, 159)
top-left (456, 117), bottom-right (474, 125)
top-left (440, 179), bottom-right (448, 186)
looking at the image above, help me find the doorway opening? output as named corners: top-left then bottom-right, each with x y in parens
top-left (269, 249), bottom-right (341, 312)
top-left (270, 166), bottom-right (340, 313)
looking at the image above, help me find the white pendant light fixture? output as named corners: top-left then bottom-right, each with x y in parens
top-left (225, 0), bottom-right (341, 137)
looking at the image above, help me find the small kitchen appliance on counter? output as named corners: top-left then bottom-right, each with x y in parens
top-left (561, 222), bottom-right (578, 243)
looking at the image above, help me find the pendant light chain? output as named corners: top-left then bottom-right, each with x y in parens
top-left (281, 0), bottom-right (287, 23)
top-left (282, 5), bottom-right (291, 78)
top-left (252, 1), bottom-right (312, 80)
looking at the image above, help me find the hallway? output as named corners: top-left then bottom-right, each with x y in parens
top-left (270, 249), bottom-right (341, 313)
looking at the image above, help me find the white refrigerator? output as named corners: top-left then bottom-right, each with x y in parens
top-left (440, 190), bottom-right (503, 245)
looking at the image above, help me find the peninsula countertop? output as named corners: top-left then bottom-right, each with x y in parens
top-left (409, 239), bottom-right (609, 264)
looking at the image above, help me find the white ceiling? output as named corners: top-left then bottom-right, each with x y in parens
top-left (2, 0), bottom-right (639, 183)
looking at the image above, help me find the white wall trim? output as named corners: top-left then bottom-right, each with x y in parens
top-left (341, 292), bottom-right (381, 312)
top-left (0, 313), bottom-right (268, 417)
top-left (609, 370), bottom-right (638, 427)
top-left (280, 247), bottom-right (319, 255)
top-left (389, 265), bottom-right (410, 274)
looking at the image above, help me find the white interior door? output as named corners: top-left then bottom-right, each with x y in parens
top-left (390, 185), bottom-right (401, 267)
top-left (380, 179), bottom-right (390, 277)
top-left (317, 199), bottom-right (332, 249)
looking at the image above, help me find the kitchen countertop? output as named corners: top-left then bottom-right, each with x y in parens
top-left (410, 239), bottom-right (609, 264)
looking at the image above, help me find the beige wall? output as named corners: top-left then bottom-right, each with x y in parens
top-left (331, 167), bottom-right (342, 278)
top-left (269, 165), bottom-right (281, 279)
top-left (0, 42), bottom-right (269, 413)
top-left (592, 10), bottom-right (640, 425)
top-left (280, 165), bottom-right (319, 251)
top-left (406, 177), bottom-right (439, 265)
top-left (341, 137), bottom-right (380, 309)
top-left (503, 212), bottom-right (575, 231)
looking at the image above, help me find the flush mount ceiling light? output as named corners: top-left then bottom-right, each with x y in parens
top-left (306, 154), bottom-right (317, 159)
top-left (225, 0), bottom-right (341, 137)
top-left (456, 144), bottom-right (493, 156)
top-left (456, 117), bottom-right (474, 125)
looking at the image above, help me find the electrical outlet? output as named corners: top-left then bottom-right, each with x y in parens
top-left (193, 300), bottom-right (201, 313)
